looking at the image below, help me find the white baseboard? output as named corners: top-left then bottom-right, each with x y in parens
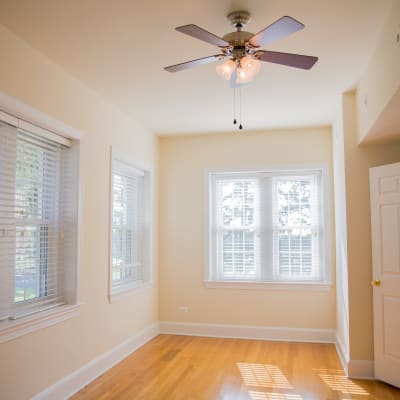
top-left (347, 359), bottom-right (374, 379)
top-left (159, 321), bottom-right (336, 343)
top-left (32, 323), bottom-right (160, 400)
top-left (334, 334), bottom-right (374, 379)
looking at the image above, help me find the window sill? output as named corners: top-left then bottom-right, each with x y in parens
top-left (204, 280), bottom-right (332, 291)
top-left (0, 303), bottom-right (81, 343)
top-left (109, 281), bottom-right (152, 303)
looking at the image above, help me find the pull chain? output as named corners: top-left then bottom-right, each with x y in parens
top-left (232, 67), bottom-right (243, 131)
top-left (233, 86), bottom-right (237, 125)
top-left (239, 86), bottom-right (243, 130)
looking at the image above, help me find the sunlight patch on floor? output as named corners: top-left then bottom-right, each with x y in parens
top-left (248, 391), bottom-right (303, 400)
top-left (237, 363), bottom-right (293, 389)
top-left (313, 368), bottom-right (346, 376)
top-left (317, 373), bottom-right (370, 396)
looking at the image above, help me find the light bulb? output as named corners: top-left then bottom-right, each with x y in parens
top-left (236, 68), bottom-right (250, 84)
top-left (216, 59), bottom-right (236, 80)
top-left (236, 56), bottom-right (261, 84)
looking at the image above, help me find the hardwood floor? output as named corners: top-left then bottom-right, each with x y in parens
top-left (71, 335), bottom-right (400, 400)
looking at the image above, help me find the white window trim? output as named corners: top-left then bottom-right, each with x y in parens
top-left (203, 281), bottom-right (331, 291)
top-left (204, 164), bottom-right (332, 289)
top-left (0, 92), bottom-right (83, 343)
top-left (108, 147), bottom-right (153, 303)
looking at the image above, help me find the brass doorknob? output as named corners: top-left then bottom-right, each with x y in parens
top-left (371, 279), bottom-right (381, 286)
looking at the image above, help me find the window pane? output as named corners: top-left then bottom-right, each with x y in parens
top-left (111, 162), bottom-right (146, 291)
top-left (13, 134), bottom-right (59, 304)
top-left (15, 226), bottom-right (38, 302)
top-left (112, 228), bottom-right (123, 267)
top-left (218, 179), bottom-right (256, 228)
top-left (222, 230), bottom-right (256, 277)
top-left (278, 229), bottom-right (313, 277)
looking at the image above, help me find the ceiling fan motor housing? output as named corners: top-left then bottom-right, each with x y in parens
top-left (222, 31), bottom-right (255, 60)
top-left (227, 10), bottom-right (251, 29)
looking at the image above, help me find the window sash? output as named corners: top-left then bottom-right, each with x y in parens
top-left (213, 177), bottom-right (260, 280)
top-left (271, 174), bottom-right (321, 281)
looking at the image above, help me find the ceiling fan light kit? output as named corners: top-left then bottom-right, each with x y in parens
top-left (165, 10), bottom-right (318, 129)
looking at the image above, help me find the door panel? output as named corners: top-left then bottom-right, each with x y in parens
top-left (380, 205), bottom-right (400, 273)
top-left (370, 162), bottom-right (400, 388)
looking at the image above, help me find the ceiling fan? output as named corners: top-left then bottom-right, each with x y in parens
top-left (164, 11), bottom-right (318, 85)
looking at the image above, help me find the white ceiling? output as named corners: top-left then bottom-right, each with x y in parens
top-left (0, 0), bottom-right (393, 135)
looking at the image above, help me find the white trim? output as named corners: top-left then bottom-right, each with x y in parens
top-left (109, 282), bottom-right (152, 303)
top-left (159, 321), bottom-right (335, 343)
top-left (347, 360), bottom-right (374, 379)
top-left (204, 164), bottom-right (329, 175)
top-left (75, 139), bottom-right (85, 306)
top-left (111, 147), bottom-right (152, 173)
top-left (18, 120), bottom-right (71, 147)
top-left (32, 323), bottom-right (160, 400)
top-left (204, 280), bottom-right (332, 291)
top-left (335, 333), bottom-right (349, 376)
top-left (0, 92), bottom-right (82, 141)
top-left (0, 304), bottom-right (81, 343)
top-left (0, 109), bottom-right (18, 126)
top-left (108, 146), bottom-right (154, 300)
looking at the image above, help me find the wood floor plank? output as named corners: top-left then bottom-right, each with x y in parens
top-left (71, 335), bottom-right (400, 399)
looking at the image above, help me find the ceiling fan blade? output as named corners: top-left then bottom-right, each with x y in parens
top-left (256, 50), bottom-right (318, 70)
top-left (164, 54), bottom-right (225, 72)
top-left (176, 24), bottom-right (229, 47)
top-left (249, 16), bottom-right (304, 47)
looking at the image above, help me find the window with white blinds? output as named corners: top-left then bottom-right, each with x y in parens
top-left (110, 153), bottom-right (150, 296)
top-left (208, 168), bottom-right (328, 284)
top-left (0, 118), bottom-right (77, 321)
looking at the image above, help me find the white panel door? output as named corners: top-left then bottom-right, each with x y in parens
top-left (370, 162), bottom-right (400, 388)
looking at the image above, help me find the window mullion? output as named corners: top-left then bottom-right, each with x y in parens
top-left (260, 177), bottom-right (273, 281)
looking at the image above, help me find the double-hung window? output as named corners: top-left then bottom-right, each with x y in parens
top-left (0, 115), bottom-right (79, 325)
top-left (207, 167), bottom-right (329, 285)
top-left (109, 151), bottom-right (151, 298)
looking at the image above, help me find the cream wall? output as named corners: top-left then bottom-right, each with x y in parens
top-left (356, 0), bottom-right (400, 143)
top-left (159, 128), bottom-right (336, 329)
top-left (341, 91), bottom-right (400, 364)
top-left (0, 24), bottom-right (158, 400)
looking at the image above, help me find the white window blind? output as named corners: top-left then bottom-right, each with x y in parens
top-left (0, 120), bottom-right (72, 320)
top-left (208, 169), bottom-right (327, 284)
top-left (110, 158), bottom-right (146, 294)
